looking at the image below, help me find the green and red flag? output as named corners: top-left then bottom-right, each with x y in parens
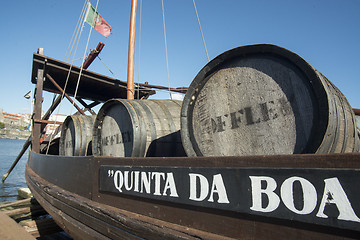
top-left (85, 2), bottom-right (112, 37)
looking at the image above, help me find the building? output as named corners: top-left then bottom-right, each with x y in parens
top-left (0, 109), bottom-right (67, 134)
top-left (44, 114), bottom-right (67, 136)
top-left (0, 109), bottom-right (30, 129)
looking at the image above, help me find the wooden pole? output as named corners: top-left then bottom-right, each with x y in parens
top-left (82, 42), bottom-right (105, 69)
top-left (32, 49), bottom-right (44, 153)
top-left (45, 74), bottom-right (85, 115)
top-left (127, 0), bottom-right (138, 100)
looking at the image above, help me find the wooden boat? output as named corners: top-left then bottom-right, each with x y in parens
top-left (21, 1), bottom-right (360, 239)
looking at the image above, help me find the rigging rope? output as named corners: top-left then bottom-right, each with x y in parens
top-left (161, 0), bottom-right (172, 99)
top-left (64, 0), bottom-right (88, 63)
top-left (192, 0), bottom-right (210, 62)
top-left (58, 0), bottom-right (88, 114)
top-left (70, 0), bottom-right (100, 115)
top-left (45, 0), bottom-right (89, 155)
top-left (97, 55), bottom-right (117, 78)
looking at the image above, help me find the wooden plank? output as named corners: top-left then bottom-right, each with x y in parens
top-left (32, 70), bottom-right (44, 153)
top-left (0, 211), bottom-right (35, 240)
top-left (0, 198), bottom-right (32, 208)
top-left (4, 205), bottom-right (46, 218)
top-left (29, 150), bottom-right (360, 172)
top-left (33, 119), bottom-right (64, 125)
top-left (31, 53), bottom-right (155, 102)
top-left (27, 173), bottom-right (130, 240)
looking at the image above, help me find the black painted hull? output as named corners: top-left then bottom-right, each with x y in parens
top-left (26, 152), bottom-right (360, 239)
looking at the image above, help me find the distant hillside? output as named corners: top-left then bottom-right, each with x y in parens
top-left (0, 128), bottom-right (30, 140)
top-left (0, 109), bottom-right (31, 140)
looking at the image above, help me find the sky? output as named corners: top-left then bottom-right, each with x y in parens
top-left (1, 0), bottom-right (359, 115)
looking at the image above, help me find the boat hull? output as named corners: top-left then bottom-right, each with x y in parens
top-left (26, 152), bottom-right (360, 239)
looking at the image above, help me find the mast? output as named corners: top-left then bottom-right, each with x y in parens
top-left (127, 0), bottom-right (138, 100)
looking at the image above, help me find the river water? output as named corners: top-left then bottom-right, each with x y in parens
top-left (0, 138), bottom-right (28, 202)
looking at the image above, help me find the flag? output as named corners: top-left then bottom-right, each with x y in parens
top-left (85, 2), bottom-right (112, 37)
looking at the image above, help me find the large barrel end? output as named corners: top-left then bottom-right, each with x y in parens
top-left (181, 44), bottom-right (359, 157)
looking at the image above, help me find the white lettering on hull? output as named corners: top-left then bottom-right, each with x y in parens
top-left (249, 176), bottom-right (360, 223)
top-left (102, 166), bottom-right (360, 229)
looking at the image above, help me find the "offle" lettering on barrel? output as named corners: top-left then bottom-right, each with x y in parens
top-left (102, 131), bottom-right (132, 146)
top-left (211, 97), bottom-right (292, 133)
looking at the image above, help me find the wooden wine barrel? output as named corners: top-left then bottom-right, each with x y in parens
top-left (355, 116), bottom-right (360, 139)
top-left (93, 99), bottom-right (185, 157)
top-left (59, 115), bottom-right (95, 156)
top-left (356, 116), bottom-right (360, 130)
top-left (181, 44), bottom-right (360, 156)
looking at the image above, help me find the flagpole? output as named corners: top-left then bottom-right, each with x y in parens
top-left (127, 0), bottom-right (138, 100)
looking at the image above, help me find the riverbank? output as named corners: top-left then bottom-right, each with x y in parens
top-left (0, 129), bottom-right (30, 140)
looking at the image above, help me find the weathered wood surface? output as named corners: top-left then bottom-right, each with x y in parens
top-left (32, 49), bottom-right (45, 154)
top-left (0, 197), bottom-right (32, 208)
top-left (93, 99), bottom-right (186, 157)
top-left (31, 53), bottom-right (155, 102)
top-left (181, 44), bottom-right (359, 156)
top-left (3, 204), bottom-right (45, 218)
top-left (59, 115), bottom-right (95, 156)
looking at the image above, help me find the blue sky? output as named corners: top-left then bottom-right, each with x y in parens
top-left (1, 0), bottom-right (359, 115)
